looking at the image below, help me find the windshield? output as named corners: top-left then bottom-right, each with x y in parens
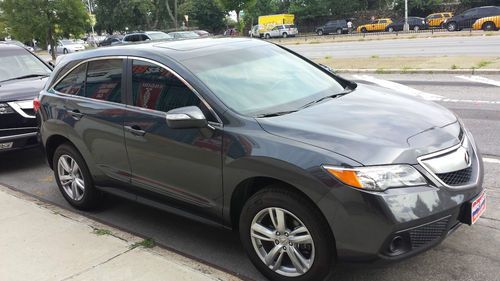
top-left (148, 32), bottom-right (173, 40)
top-left (0, 49), bottom-right (51, 82)
top-left (61, 40), bottom-right (77, 45)
top-left (183, 44), bottom-right (345, 116)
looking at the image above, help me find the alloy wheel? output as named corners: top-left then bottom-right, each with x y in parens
top-left (250, 207), bottom-right (315, 277)
top-left (57, 155), bottom-right (85, 201)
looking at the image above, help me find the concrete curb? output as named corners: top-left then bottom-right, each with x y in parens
top-left (335, 69), bottom-right (500, 75)
top-left (0, 184), bottom-right (243, 281)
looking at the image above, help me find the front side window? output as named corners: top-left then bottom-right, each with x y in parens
top-left (53, 63), bottom-right (87, 96)
top-left (85, 59), bottom-right (123, 103)
top-left (131, 60), bottom-right (214, 120)
top-left (182, 44), bottom-right (345, 116)
top-left (379, 20), bottom-right (387, 24)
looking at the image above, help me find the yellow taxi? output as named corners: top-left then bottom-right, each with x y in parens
top-left (425, 12), bottom-right (453, 28)
top-left (357, 18), bottom-right (393, 33)
top-left (472, 15), bottom-right (500, 31)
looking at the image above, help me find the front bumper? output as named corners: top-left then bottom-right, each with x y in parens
top-left (318, 131), bottom-right (484, 264)
top-left (0, 128), bottom-right (39, 152)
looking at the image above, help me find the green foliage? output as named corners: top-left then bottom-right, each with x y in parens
top-left (0, 14), bottom-right (8, 39)
top-left (1, 0), bottom-right (89, 56)
top-left (94, 0), bottom-right (156, 34)
top-left (180, 0), bottom-right (226, 33)
top-left (216, 0), bottom-right (255, 22)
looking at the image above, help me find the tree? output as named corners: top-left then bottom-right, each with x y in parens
top-left (180, 0), bottom-right (225, 32)
top-left (217, 0), bottom-right (255, 22)
top-left (0, 0), bottom-right (90, 59)
top-left (95, 0), bottom-right (155, 34)
top-left (0, 13), bottom-right (8, 40)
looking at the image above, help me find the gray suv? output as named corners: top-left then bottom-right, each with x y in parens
top-left (38, 38), bottom-right (485, 281)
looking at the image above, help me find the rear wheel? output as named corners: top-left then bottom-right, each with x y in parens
top-left (53, 143), bottom-right (101, 210)
top-left (317, 29), bottom-right (324, 36)
top-left (63, 48), bottom-right (68, 54)
top-left (388, 27), bottom-right (394, 32)
top-left (282, 32), bottom-right (288, 38)
top-left (336, 28), bottom-right (342, 35)
top-left (483, 22), bottom-right (497, 31)
top-left (414, 25), bottom-right (420, 32)
top-left (239, 187), bottom-right (334, 281)
top-left (265, 33), bottom-right (271, 39)
top-left (361, 27), bottom-right (367, 33)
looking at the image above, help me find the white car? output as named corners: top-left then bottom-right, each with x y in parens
top-left (50, 39), bottom-right (86, 55)
top-left (263, 24), bottom-right (299, 39)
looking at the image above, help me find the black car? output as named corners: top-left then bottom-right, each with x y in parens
top-left (38, 38), bottom-right (485, 281)
top-left (0, 44), bottom-right (51, 152)
top-left (98, 35), bottom-right (124, 47)
top-left (386, 17), bottom-right (429, 32)
top-left (445, 6), bottom-right (500, 31)
top-left (316, 19), bottom-right (351, 35)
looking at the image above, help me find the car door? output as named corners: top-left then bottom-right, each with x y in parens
top-left (123, 58), bottom-right (223, 216)
top-left (325, 21), bottom-right (334, 33)
top-left (460, 8), bottom-right (478, 28)
top-left (52, 58), bottom-right (131, 186)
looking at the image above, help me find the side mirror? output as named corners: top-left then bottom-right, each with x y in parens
top-left (165, 106), bottom-right (208, 129)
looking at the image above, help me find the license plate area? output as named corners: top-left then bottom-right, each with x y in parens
top-left (470, 191), bottom-right (486, 225)
top-left (0, 142), bottom-right (13, 150)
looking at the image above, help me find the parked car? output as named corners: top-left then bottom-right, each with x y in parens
top-left (262, 24), bottom-right (298, 38)
top-left (445, 6), bottom-right (500, 31)
top-left (50, 39), bottom-right (86, 55)
top-left (168, 31), bottom-right (200, 40)
top-left (193, 30), bottom-right (211, 37)
top-left (0, 44), bottom-right (52, 152)
top-left (386, 17), bottom-right (428, 32)
top-left (99, 35), bottom-right (124, 47)
top-left (123, 31), bottom-right (173, 43)
top-left (357, 18), bottom-right (393, 33)
top-left (472, 15), bottom-right (500, 31)
top-left (425, 12), bottom-right (453, 28)
top-left (249, 25), bottom-right (263, 37)
top-left (316, 19), bottom-right (351, 35)
top-left (2, 40), bottom-right (35, 52)
top-left (38, 38), bottom-right (485, 281)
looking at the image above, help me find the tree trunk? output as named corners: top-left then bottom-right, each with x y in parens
top-left (165, 0), bottom-right (177, 29)
top-left (236, 10), bottom-right (240, 23)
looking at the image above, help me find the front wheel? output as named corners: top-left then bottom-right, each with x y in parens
top-left (361, 27), bottom-right (367, 33)
top-left (239, 187), bottom-right (334, 281)
top-left (265, 34), bottom-right (271, 39)
top-left (63, 48), bottom-right (68, 54)
top-left (447, 22), bottom-right (458, 31)
top-left (483, 22), bottom-right (497, 31)
top-left (336, 28), bottom-right (342, 35)
top-left (282, 32), bottom-right (288, 38)
top-left (53, 143), bottom-right (101, 210)
top-left (317, 29), bottom-right (324, 36)
top-left (414, 25), bottom-right (420, 32)
top-left (388, 27), bottom-right (394, 32)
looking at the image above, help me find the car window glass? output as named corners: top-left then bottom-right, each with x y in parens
top-left (463, 9), bottom-right (477, 17)
top-left (131, 60), bottom-right (215, 121)
top-left (53, 63), bottom-right (87, 96)
top-left (380, 20), bottom-right (387, 23)
top-left (85, 59), bottom-right (122, 103)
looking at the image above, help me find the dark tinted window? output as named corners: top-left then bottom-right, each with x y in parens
top-left (380, 20), bottom-right (387, 23)
top-left (480, 7), bottom-right (500, 16)
top-left (463, 8), bottom-right (478, 17)
top-left (85, 59), bottom-right (123, 103)
top-left (53, 63), bottom-right (87, 96)
top-left (131, 60), bottom-right (215, 120)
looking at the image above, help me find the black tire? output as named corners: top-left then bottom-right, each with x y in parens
top-left (265, 34), bottom-right (271, 39)
top-left (361, 27), bottom-right (367, 33)
top-left (388, 27), bottom-right (394, 32)
top-left (282, 32), bottom-right (288, 38)
top-left (63, 48), bottom-right (68, 54)
top-left (483, 22), bottom-right (497, 31)
top-left (317, 29), bottom-right (324, 36)
top-left (414, 25), bottom-right (420, 32)
top-left (53, 143), bottom-right (101, 210)
top-left (447, 21), bottom-right (457, 32)
top-left (239, 187), bottom-right (334, 281)
top-left (336, 28), bottom-right (342, 35)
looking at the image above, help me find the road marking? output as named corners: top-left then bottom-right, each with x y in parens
top-left (353, 75), bottom-right (443, 100)
top-left (353, 75), bottom-right (500, 105)
top-left (484, 158), bottom-right (500, 164)
top-left (456, 75), bottom-right (500, 87)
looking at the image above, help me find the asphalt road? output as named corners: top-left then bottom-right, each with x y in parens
top-left (287, 36), bottom-right (500, 59)
top-left (1, 74), bottom-right (500, 281)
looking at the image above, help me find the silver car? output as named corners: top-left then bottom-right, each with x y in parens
top-left (263, 24), bottom-right (299, 39)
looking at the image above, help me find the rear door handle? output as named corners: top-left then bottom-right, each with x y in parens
top-left (67, 109), bottom-right (84, 120)
top-left (125, 125), bottom-right (146, 137)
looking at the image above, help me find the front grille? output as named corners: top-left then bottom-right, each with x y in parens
top-left (409, 217), bottom-right (450, 249)
top-left (436, 167), bottom-right (473, 186)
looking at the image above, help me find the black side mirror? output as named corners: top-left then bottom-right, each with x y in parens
top-left (165, 106), bottom-right (208, 129)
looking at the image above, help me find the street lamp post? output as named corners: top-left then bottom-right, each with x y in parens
top-left (403, 0), bottom-right (409, 32)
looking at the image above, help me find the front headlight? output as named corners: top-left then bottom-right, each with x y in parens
top-left (323, 165), bottom-right (427, 191)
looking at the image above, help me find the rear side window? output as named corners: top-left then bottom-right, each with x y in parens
top-left (380, 20), bottom-right (387, 23)
top-left (131, 60), bottom-right (215, 121)
top-left (85, 59), bottom-right (123, 103)
top-left (53, 64), bottom-right (87, 96)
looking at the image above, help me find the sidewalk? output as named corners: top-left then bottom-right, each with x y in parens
top-left (0, 185), bottom-right (242, 281)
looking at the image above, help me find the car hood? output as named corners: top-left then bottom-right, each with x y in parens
top-left (0, 77), bottom-right (48, 102)
top-left (257, 84), bottom-right (460, 166)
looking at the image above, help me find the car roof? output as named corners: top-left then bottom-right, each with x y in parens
top-left (56, 38), bottom-right (266, 63)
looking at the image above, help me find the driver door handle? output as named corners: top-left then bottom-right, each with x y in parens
top-left (125, 125), bottom-right (146, 137)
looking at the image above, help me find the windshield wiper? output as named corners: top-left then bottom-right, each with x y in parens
top-left (299, 88), bottom-right (354, 110)
top-left (0, 74), bottom-right (49, 83)
top-left (255, 110), bottom-right (298, 118)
